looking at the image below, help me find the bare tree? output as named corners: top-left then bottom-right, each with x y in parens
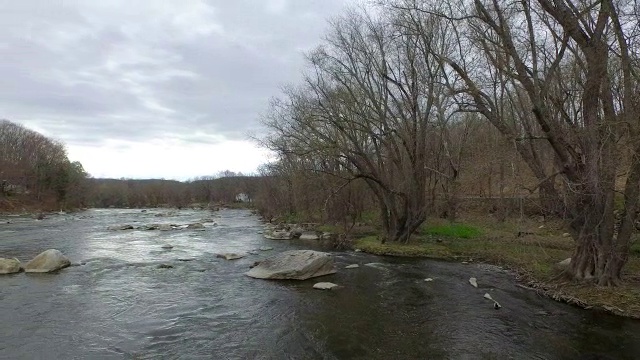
top-left (263, 9), bottom-right (451, 242)
top-left (387, 0), bottom-right (640, 284)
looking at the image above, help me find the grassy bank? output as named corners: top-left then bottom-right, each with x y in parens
top-left (352, 216), bottom-right (640, 318)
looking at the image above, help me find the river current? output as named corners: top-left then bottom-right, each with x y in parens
top-left (1, 208), bottom-right (638, 359)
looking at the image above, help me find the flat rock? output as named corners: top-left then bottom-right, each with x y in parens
top-left (345, 264), bottom-right (359, 269)
top-left (313, 282), bottom-right (339, 290)
top-left (24, 249), bottom-right (71, 273)
top-left (158, 264), bottom-right (174, 269)
top-left (187, 223), bottom-right (205, 229)
top-left (216, 253), bottom-right (246, 260)
top-left (245, 250), bottom-right (336, 280)
top-left (161, 244), bottom-right (174, 250)
top-left (469, 277), bottom-right (478, 288)
top-left (259, 247), bottom-right (273, 251)
top-left (0, 258), bottom-right (22, 274)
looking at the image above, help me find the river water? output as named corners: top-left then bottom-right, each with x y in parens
top-left (1, 208), bottom-right (639, 359)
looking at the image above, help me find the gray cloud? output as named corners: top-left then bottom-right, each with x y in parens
top-left (0, 0), bottom-right (352, 148)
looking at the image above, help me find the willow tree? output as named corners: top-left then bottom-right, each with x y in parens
top-left (264, 9), bottom-right (450, 242)
top-left (388, 0), bottom-right (640, 284)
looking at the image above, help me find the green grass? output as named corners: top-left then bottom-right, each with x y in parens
top-left (422, 223), bottom-right (482, 239)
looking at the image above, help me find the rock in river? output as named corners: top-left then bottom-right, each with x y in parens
top-left (263, 230), bottom-right (292, 240)
top-left (313, 282), bottom-right (339, 290)
top-left (24, 249), bottom-right (71, 273)
top-left (108, 224), bottom-right (134, 231)
top-left (245, 250), bottom-right (336, 280)
top-left (0, 258), bottom-right (22, 274)
top-left (216, 253), bottom-right (246, 260)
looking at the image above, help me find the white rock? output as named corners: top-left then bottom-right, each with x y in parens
top-left (313, 282), bottom-right (339, 290)
top-left (0, 258), bottom-right (22, 274)
top-left (263, 230), bottom-right (292, 240)
top-left (259, 247), bottom-right (273, 251)
top-left (299, 233), bottom-right (320, 240)
top-left (469, 277), bottom-right (478, 288)
top-left (245, 250), bottom-right (336, 280)
top-left (24, 249), bottom-right (71, 273)
top-left (484, 292), bottom-right (502, 309)
top-left (557, 258), bottom-right (571, 267)
top-left (562, 232), bottom-right (571, 238)
top-left (345, 264), bottom-right (359, 269)
top-left (424, 278), bottom-right (433, 282)
top-left (354, 249), bottom-right (362, 252)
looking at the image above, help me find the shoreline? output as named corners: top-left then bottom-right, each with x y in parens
top-left (352, 230), bottom-right (640, 320)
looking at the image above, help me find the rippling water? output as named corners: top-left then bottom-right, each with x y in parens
top-left (1, 209), bottom-right (639, 359)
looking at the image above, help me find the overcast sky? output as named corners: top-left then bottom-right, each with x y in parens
top-left (0, 0), bottom-right (352, 180)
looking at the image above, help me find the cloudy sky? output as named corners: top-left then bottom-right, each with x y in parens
top-left (1, 0), bottom-right (352, 180)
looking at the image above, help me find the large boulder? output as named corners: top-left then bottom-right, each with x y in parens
top-left (0, 258), bottom-right (22, 274)
top-left (24, 249), bottom-right (71, 273)
top-left (245, 250), bottom-right (336, 280)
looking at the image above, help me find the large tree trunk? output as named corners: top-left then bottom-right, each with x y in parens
top-left (379, 192), bottom-right (426, 243)
top-left (569, 233), bottom-right (628, 286)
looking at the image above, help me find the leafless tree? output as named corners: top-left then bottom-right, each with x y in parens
top-left (386, 0), bottom-right (640, 284)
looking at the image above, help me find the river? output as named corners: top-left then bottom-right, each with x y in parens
top-left (1, 208), bottom-right (638, 359)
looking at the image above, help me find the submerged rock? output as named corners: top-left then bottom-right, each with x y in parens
top-left (108, 224), bottom-right (134, 231)
top-left (259, 247), bottom-right (274, 251)
top-left (245, 250), bottom-right (336, 280)
top-left (24, 249), bottom-right (71, 273)
top-left (0, 258), bottom-right (22, 274)
top-left (313, 282), bottom-right (339, 290)
top-left (216, 253), bottom-right (246, 260)
top-left (158, 264), bottom-right (174, 269)
top-left (187, 223), bottom-right (204, 229)
top-left (161, 244), bottom-right (174, 250)
top-left (345, 264), bottom-right (359, 269)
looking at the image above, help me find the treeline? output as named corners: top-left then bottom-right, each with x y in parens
top-left (257, 0), bottom-right (640, 286)
top-left (0, 119), bottom-right (87, 210)
top-left (87, 175), bottom-right (262, 208)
